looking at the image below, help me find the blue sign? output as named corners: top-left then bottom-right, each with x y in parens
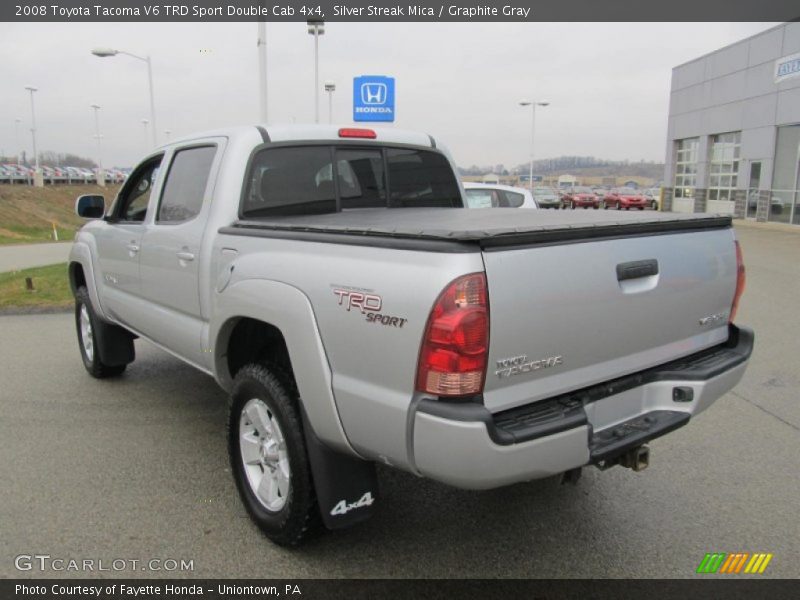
top-left (353, 75), bottom-right (395, 122)
top-left (519, 174), bottom-right (542, 182)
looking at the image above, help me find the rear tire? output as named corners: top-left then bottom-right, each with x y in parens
top-left (75, 286), bottom-right (127, 378)
top-left (228, 364), bottom-right (322, 546)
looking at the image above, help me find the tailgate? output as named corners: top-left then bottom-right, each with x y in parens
top-left (482, 226), bottom-right (738, 412)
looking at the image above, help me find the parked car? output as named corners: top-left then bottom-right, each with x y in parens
top-left (531, 185), bottom-right (561, 209)
top-left (643, 188), bottom-right (662, 210)
top-left (603, 187), bottom-right (649, 210)
top-left (69, 124), bottom-right (752, 546)
top-left (563, 186), bottom-right (600, 209)
top-left (463, 182), bottom-right (538, 209)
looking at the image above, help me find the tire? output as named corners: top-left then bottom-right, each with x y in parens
top-left (75, 286), bottom-right (127, 378)
top-left (228, 364), bottom-right (322, 546)
top-left (570, 202), bottom-right (576, 210)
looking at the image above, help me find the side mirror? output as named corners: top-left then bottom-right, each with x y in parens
top-left (76, 194), bottom-right (105, 219)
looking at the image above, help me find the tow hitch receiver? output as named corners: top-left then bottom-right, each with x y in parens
top-left (595, 445), bottom-right (650, 472)
top-left (619, 445), bottom-right (650, 471)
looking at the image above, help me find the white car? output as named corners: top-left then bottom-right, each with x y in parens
top-left (462, 182), bottom-right (538, 209)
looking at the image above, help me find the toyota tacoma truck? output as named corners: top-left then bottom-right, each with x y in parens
top-left (69, 125), bottom-right (753, 546)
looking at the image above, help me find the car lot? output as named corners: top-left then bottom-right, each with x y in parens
top-left (0, 223), bottom-right (798, 578)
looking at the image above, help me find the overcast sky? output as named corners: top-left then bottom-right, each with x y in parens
top-left (0, 21), bottom-right (777, 168)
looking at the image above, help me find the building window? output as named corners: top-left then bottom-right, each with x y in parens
top-left (769, 124), bottom-right (800, 225)
top-left (673, 138), bottom-right (698, 199)
top-left (708, 132), bottom-right (741, 202)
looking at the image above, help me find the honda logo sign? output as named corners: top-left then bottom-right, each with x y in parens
top-left (353, 76), bottom-right (395, 122)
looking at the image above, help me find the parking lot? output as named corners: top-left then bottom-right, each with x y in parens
top-left (0, 222), bottom-right (798, 579)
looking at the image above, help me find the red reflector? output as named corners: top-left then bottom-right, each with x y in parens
top-left (730, 240), bottom-right (746, 323)
top-left (416, 273), bottom-right (489, 397)
top-left (338, 128), bottom-right (376, 139)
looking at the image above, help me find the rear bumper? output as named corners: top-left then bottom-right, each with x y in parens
top-left (411, 325), bottom-right (753, 489)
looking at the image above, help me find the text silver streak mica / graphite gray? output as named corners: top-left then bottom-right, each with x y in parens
top-left (68, 125), bottom-right (752, 544)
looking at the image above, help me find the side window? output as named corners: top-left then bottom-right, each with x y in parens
top-left (157, 146), bottom-right (217, 224)
top-left (242, 147), bottom-right (336, 217)
top-left (335, 148), bottom-right (386, 209)
top-left (115, 157), bottom-right (162, 222)
top-left (464, 189), bottom-right (495, 208)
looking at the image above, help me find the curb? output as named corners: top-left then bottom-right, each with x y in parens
top-left (0, 305), bottom-right (72, 316)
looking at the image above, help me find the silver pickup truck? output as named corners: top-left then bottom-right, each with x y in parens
top-left (69, 125), bottom-right (753, 546)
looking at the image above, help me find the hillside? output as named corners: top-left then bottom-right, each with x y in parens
top-left (0, 184), bottom-right (121, 245)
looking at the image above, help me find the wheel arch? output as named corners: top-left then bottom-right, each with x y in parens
top-left (210, 278), bottom-right (357, 458)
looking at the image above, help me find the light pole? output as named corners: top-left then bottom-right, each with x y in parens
top-left (324, 81), bottom-right (335, 124)
top-left (14, 118), bottom-right (21, 164)
top-left (141, 119), bottom-right (150, 153)
top-left (518, 99), bottom-right (549, 191)
top-left (90, 104), bottom-right (105, 187)
top-left (257, 21), bottom-right (268, 123)
top-left (92, 47), bottom-right (158, 147)
top-left (24, 86), bottom-right (43, 187)
top-left (307, 20), bottom-right (325, 124)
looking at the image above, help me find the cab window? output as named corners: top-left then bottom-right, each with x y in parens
top-left (113, 157), bottom-right (163, 222)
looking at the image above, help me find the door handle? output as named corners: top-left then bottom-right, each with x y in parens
top-left (176, 251), bottom-right (195, 262)
top-left (126, 243), bottom-right (140, 254)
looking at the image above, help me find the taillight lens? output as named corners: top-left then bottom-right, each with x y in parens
top-left (338, 127), bottom-right (376, 139)
top-left (416, 273), bottom-right (489, 397)
top-left (730, 240), bottom-right (746, 323)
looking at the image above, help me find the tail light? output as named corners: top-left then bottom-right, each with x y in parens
top-left (338, 127), bottom-right (376, 139)
top-left (730, 240), bottom-right (746, 323)
top-left (416, 273), bottom-right (489, 397)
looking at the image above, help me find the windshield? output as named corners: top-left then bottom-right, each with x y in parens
top-left (573, 187), bottom-right (594, 194)
top-left (532, 187), bottom-right (556, 196)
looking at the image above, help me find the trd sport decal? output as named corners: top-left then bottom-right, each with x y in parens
top-left (333, 287), bottom-right (408, 328)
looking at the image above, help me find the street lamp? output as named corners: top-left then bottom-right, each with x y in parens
top-left (14, 118), bottom-right (21, 164)
top-left (90, 104), bottom-right (105, 187)
top-left (92, 47), bottom-right (158, 147)
top-left (307, 20), bottom-right (325, 124)
top-left (324, 81), bottom-right (335, 124)
top-left (141, 119), bottom-right (150, 153)
top-left (518, 99), bottom-right (549, 191)
top-left (24, 85), bottom-right (42, 186)
top-left (257, 22), bottom-right (268, 123)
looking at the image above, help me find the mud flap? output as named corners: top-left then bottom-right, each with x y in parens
top-left (95, 319), bottom-right (135, 367)
top-left (300, 408), bottom-right (378, 530)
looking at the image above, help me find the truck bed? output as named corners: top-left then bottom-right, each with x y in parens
top-left (221, 208), bottom-right (731, 249)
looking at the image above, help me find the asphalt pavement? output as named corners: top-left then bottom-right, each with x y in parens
top-left (0, 223), bottom-right (798, 578)
top-left (0, 242), bottom-right (72, 272)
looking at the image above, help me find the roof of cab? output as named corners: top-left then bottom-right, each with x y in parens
top-left (159, 124), bottom-right (436, 150)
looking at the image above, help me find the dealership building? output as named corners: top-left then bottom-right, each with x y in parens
top-left (662, 22), bottom-right (800, 225)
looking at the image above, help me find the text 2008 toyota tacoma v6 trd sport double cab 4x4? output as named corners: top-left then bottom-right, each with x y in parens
top-left (69, 125), bottom-right (753, 545)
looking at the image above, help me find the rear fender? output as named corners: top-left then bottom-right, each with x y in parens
top-left (210, 278), bottom-right (357, 458)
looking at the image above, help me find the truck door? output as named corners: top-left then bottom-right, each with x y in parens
top-left (137, 142), bottom-right (222, 366)
top-left (94, 155), bottom-right (163, 329)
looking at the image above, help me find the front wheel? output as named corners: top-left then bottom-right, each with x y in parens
top-left (228, 364), bottom-right (322, 546)
top-left (75, 286), bottom-right (127, 378)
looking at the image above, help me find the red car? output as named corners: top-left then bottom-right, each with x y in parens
top-left (603, 187), bottom-right (648, 210)
top-left (563, 186), bottom-right (600, 209)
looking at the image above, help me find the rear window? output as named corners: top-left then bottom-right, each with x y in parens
top-left (241, 145), bottom-right (461, 218)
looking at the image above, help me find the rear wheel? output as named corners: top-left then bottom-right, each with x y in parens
top-left (228, 364), bottom-right (322, 546)
top-left (75, 286), bottom-right (127, 378)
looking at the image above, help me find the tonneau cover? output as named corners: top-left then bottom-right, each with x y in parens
top-left (224, 208), bottom-right (731, 247)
